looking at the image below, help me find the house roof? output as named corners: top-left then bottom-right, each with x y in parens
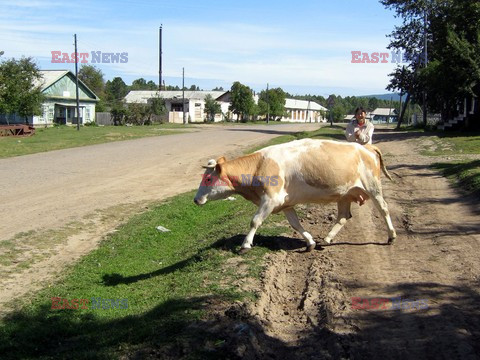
top-left (371, 107), bottom-right (397, 116)
top-left (284, 99), bottom-right (327, 111)
top-left (125, 90), bottom-right (227, 103)
top-left (35, 70), bottom-right (99, 100)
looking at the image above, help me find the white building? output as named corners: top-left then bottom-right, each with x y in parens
top-left (370, 108), bottom-right (398, 123)
top-left (124, 90), bottom-right (227, 123)
top-left (124, 90), bottom-right (328, 123)
top-left (283, 99), bottom-right (327, 122)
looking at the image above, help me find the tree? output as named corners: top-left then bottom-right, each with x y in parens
top-left (78, 64), bottom-right (106, 111)
top-left (331, 104), bottom-right (346, 122)
top-left (212, 86), bottom-right (224, 91)
top-left (110, 102), bottom-right (126, 126)
top-left (204, 94), bottom-right (221, 122)
top-left (0, 57), bottom-right (44, 123)
top-left (368, 97), bottom-right (379, 112)
top-left (146, 80), bottom-right (157, 90)
top-left (258, 87), bottom-right (286, 121)
top-left (131, 78), bottom-right (148, 90)
top-left (381, 0), bottom-right (480, 128)
top-left (229, 81), bottom-right (255, 122)
top-left (148, 96), bottom-right (166, 117)
top-left (105, 77), bottom-right (128, 102)
top-left (78, 65), bottom-right (104, 97)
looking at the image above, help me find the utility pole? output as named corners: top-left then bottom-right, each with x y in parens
top-left (182, 67), bottom-right (186, 125)
top-left (266, 83), bottom-right (269, 124)
top-left (74, 34), bottom-right (80, 131)
top-left (159, 25), bottom-right (162, 91)
top-left (422, 9), bottom-right (428, 126)
top-left (307, 100), bottom-right (311, 123)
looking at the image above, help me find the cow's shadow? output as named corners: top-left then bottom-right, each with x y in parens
top-left (102, 234), bottom-right (308, 287)
top-left (217, 233), bottom-right (313, 252)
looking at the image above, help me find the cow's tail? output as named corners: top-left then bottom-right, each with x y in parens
top-left (369, 145), bottom-right (393, 181)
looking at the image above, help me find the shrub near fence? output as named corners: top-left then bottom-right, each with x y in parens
top-left (95, 113), bottom-right (168, 126)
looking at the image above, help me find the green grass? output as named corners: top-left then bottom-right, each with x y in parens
top-left (0, 191), bottom-right (288, 359)
top-left (418, 131), bottom-right (480, 197)
top-left (249, 125), bottom-right (345, 152)
top-left (432, 160), bottom-right (480, 198)
top-left (0, 124), bottom-right (192, 158)
top-left (421, 132), bottom-right (480, 156)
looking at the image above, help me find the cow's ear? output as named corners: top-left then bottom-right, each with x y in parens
top-left (217, 156), bottom-right (226, 164)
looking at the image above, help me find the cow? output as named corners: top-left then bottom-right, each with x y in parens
top-left (194, 138), bottom-right (396, 254)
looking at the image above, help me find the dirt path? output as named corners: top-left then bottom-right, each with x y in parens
top-left (0, 123), bottom-right (319, 311)
top-left (217, 130), bottom-right (480, 359)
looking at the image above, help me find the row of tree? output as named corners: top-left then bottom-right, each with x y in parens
top-left (0, 58), bottom-right (413, 125)
top-left (381, 0), bottom-right (480, 128)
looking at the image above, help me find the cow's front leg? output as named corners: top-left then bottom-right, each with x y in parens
top-left (283, 208), bottom-right (316, 252)
top-left (324, 199), bottom-right (352, 244)
top-left (239, 199), bottom-right (276, 254)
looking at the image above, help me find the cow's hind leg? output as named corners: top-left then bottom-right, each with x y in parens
top-left (324, 199), bottom-right (352, 244)
top-left (239, 198), bottom-right (276, 254)
top-left (370, 192), bottom-right (396, 244)
top-left (283, 208), bottom-right (316, 252)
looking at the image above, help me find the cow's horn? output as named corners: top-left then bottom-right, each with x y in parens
top-left (202, 159), bottom-right (217, 169)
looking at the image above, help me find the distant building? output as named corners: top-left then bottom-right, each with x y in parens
top-left (283, 99), bottom-right (327, 122)
top-left (124, 90), bottom-right (227, 123)
top-left (125, 90), bottom-right (328, 123)
top-left (0, 70), bottom-right (99, 126)
top-left (370, 108), bottom-right (398, 123)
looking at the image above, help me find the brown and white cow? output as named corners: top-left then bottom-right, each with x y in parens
top-left (194, 138), bottom-right (396, 253)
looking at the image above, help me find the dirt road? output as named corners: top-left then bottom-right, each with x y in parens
top-left (0, 123), bottom-right (318, 309)
top-left (213, 129), bottom-right (480, 359)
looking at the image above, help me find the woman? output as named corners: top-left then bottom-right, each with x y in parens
top-left (345, 107), bottom-right (374, 145)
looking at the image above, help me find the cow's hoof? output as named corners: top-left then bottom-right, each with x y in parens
top-left (238, 247), bottom-right (251, 255)
top-left (306, 244), bottom-right (316, 252)
top-left (387, 237), bottom-right (395, 245)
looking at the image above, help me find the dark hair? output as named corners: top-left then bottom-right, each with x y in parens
top-left (355, 107), bottom-right (366, 115)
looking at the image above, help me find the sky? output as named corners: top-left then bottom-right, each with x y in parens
top-left (0, 0), bottom-right (403, 97)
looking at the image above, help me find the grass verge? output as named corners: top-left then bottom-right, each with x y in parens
top-left (420, 131), bottom-right (480, 197)
top-left (421, 132), bottom-right (480, 156)
top-left (431, 160), bottom-right (480, 198)
top-left (0, 191), bottom-right (289, 359)
top-left (249, 125), bottom-right (345, 152)
top-left (0, 125), bottom-right (191, 158)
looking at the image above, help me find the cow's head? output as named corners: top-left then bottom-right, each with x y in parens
top-left (194, 157), bottom-right (233, 205)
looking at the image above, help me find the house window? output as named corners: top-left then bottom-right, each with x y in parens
top-left (171, 103), bottom-right (183, 111)
top-left (48, 107), bottom-right (54, 121)
top-left (85, 107), bottom-right (91, 121)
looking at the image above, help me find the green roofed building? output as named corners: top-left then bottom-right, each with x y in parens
top-left (0, 70), bottom-right (99, 126)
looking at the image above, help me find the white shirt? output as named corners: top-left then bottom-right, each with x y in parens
top-left (345, 119), bottom-right (374, 145)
